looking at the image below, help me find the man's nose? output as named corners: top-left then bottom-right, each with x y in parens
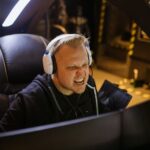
top-left (76, 67), bottom-right (85, 75)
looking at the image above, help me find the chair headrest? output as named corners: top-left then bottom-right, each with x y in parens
top-left (0, 34), bottom-right (48, 93)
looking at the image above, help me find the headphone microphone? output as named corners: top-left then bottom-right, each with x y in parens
top-left (87, 83), bottom-right (99, 115)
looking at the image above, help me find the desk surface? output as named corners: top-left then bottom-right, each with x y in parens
top-left (93, 68), bottom-right (150, 107)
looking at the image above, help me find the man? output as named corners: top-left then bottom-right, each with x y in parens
top-left (0, 34), bottom-right (129, 132)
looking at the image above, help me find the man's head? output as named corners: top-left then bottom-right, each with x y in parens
top-left (43, 34), bottom-right (92, 95)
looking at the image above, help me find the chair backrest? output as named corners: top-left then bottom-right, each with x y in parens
top-left (0, 33), bottom-right (49, 118)
top-left (0, 33), bottom-right (48, 94)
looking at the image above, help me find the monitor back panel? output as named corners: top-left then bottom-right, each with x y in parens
top-left (0, 112), bottom-right (121, 150)
top-left (121, 100), bottom-right (150, 150)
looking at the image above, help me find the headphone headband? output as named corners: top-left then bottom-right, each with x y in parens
top-left (43, 34), bottom-right (92, 74)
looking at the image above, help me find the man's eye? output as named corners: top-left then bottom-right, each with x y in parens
top-left (68, 65), bottom-right (88, 70)
top-left (83, 64), bottom-right (88, 68)
top-left (68, 66), bottom-right (78, 70)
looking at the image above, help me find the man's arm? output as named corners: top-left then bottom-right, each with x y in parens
top-left (98, 80), bottom-right (132, 113)
top-left (0, 95), bottom-right (26, 132)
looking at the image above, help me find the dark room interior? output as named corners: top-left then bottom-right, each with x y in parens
top-left (0, 0), bottom-right (150, 149)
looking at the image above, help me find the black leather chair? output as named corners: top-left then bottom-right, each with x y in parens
top-left (0, 34), bottom-right (49, 118)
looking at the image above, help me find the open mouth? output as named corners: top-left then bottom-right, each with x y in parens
top-left (74, 78), bottom-right (84, 85)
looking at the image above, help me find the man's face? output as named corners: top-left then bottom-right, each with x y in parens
top-left (53, 44), bottom-right (90, 95)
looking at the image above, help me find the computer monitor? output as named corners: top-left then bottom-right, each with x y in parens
top-left (121, 100), bottom-right (150, 150)
top-left (0, 111), bottom-right (121, 150)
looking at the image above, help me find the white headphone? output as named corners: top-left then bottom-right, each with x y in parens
top-left (43, 34), bottom-right (93, 75)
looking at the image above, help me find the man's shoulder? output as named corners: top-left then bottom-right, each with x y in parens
top-left (19, 74), bottom-right (48, 95)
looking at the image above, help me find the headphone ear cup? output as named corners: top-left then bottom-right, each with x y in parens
top-left (88, 53), bottom-right (92, 66)
top-left (85, 42), bottom-right (93, 66)
top-left (51, 55), bottom-right (57, 74)
top-left (86, 48), bottom-right (93, 66)
top-left (43, 53), bottom-right (53, 74)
